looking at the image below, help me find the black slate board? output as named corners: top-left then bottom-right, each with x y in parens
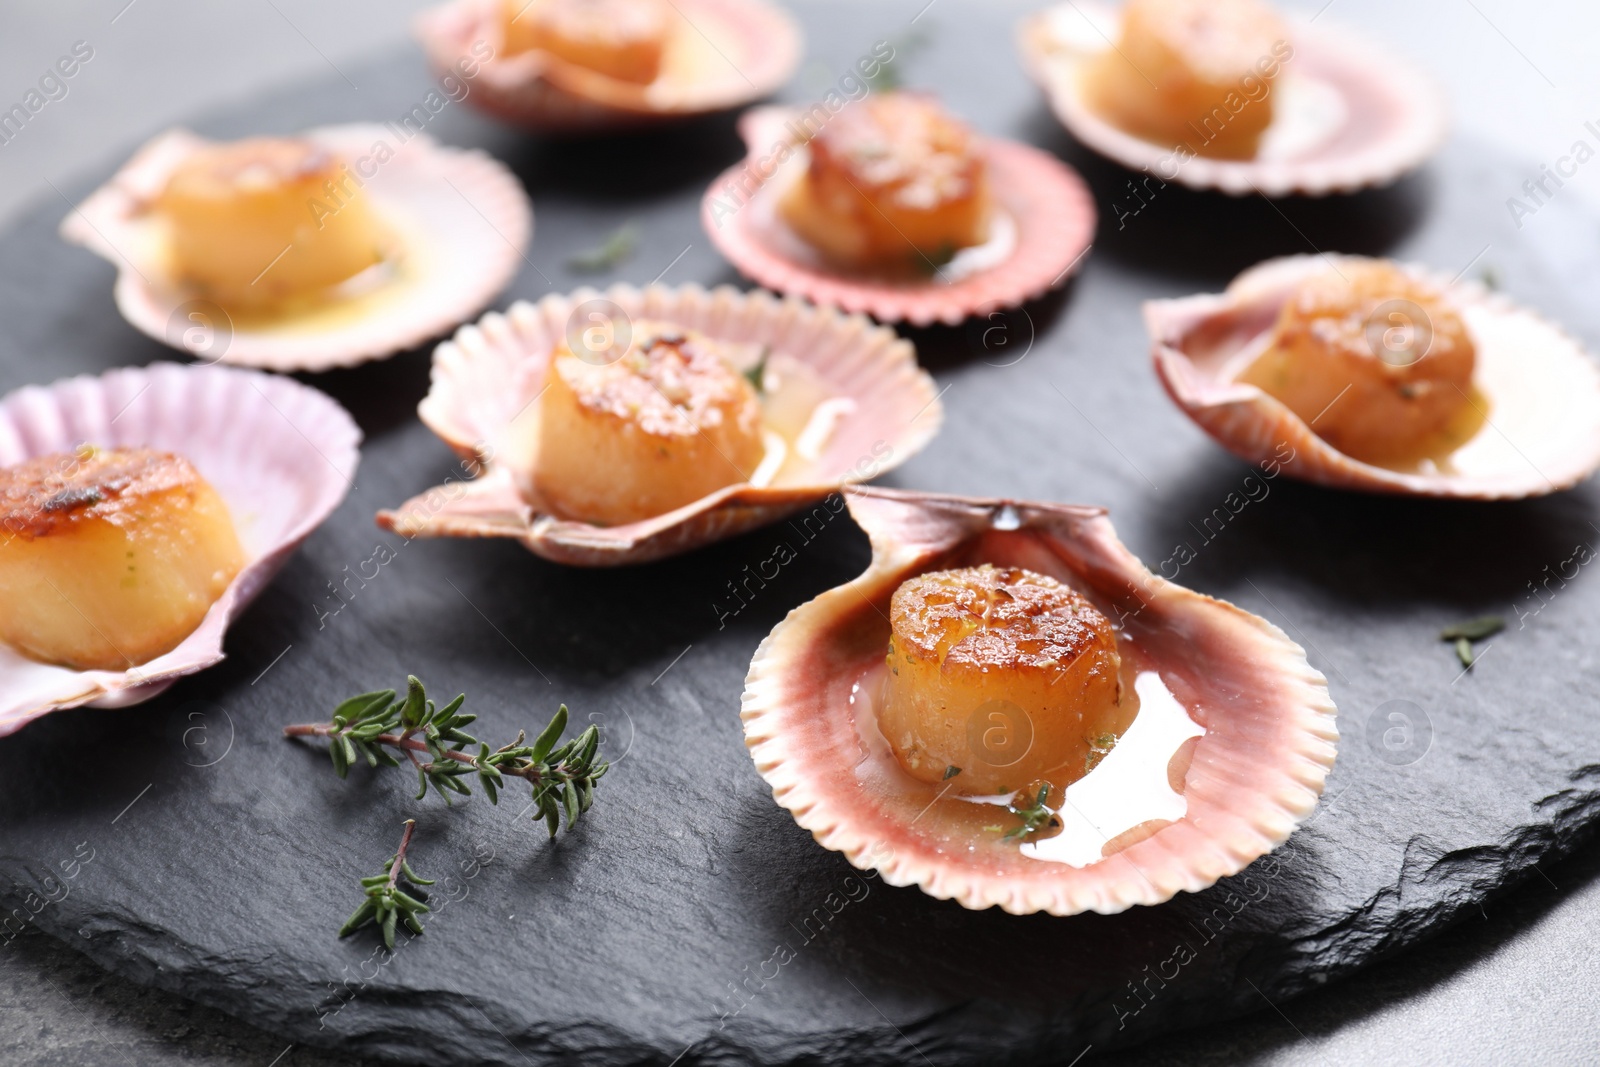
top-left (4, 2), bottom-right (1600, 1064)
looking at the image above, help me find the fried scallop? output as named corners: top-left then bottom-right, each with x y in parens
top-left (778, 93), bottom-right (992, 273)
top-left (1146, 255), bottom-right (1600, 497)
top-left (156, 138), bottom-right (389, 309)
top-left (881, 565), bottom-right (1128, 795)
top-left (1081, 0), bottom-right (1287, 160)
top-left (502, 0), bottom-right (670, 84)
top-left (0, 363), bottom-right (360, 736)
top-left (1237, 258), bottom-right (1478, 466)
top-left (61, 124), bottom-right (531, 371)
top-left (533, 323), bottom-right (765, 526)
top-left (741, 488), bottom-right (1338, 915)
top-left (378, 284), bottom-right (942, 565)
top-left (1018, 0), bottom-right (1447, 196)
top-left (0, 448), bottom-right (245, 671)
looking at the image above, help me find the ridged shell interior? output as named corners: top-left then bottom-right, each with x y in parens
top-left (378, 284), bottom-right (943, 565)
top-left (0, 363), bottom-right (360, 735)
top-left (1017, 2), bottom-right (1447, 197)
top-left (1147, 255), bottom-right (1600, 498)
top-left (742, 487), bottom-right (1338, 916)
top-left (60, 124), bottom-right (531, 372)
top-left (416, 0), bottom-right (801, 131)
top-left (702, 107), bottom-right (1097, 326)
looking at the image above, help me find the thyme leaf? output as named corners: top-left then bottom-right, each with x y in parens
top-left (567, 222), bottom-right (640, 272)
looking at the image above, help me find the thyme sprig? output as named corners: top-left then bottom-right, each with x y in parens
top-left (340, 819), bottom-right (433, 950)
top-left (285, 677), bottom-right (608, 837)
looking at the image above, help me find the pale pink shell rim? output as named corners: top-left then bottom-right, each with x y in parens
top-left (0, 362), bottom-right (361, 737)
top-left (59, 124), bottom-right (532, 373)
top-left (415, 0), bottom-right (802, 132)
top-left (702, 107), bottom-right (1098, 327)
top-left (378, 283), bottom-right (943, 566)
top-left (1147, 254), bottom-right (1600, 500)
top-left (1017, 4), bottom-right (1449, 198)
top-left (741, 486), bottom-right (1339, 917)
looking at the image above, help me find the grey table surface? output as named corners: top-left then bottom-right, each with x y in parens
top-left (3, 1), bottom-right (1600, 1065)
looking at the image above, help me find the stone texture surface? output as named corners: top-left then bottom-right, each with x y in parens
top-left (3, 2), bottom-right (1600, 1065)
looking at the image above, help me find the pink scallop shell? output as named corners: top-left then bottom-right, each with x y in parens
top-left (415, 0), bottom-right (801, 132)
top-left (1017, 2), bottom-right (1447, 197)
top-left (1147, 255), bottom-right (1600, 499)
top-left (376, 284), bottom-right (942, 565)
top-left (0, 363), bottom-right (361, 736)
top-left (741, 487), bottom-right (1338, 916)
top-left (701, 106), bottom-right (1097, 326)
top-left (60, 124), bottom-right (532, 372)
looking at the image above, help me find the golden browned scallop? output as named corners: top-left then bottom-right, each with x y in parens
top-left (532, 323), bottom-right (765, 526)
top-left (0, 447), bottom-right (246, 670)
top-left (1083, 0), bottom-right (1287, 160)
top-left (878, 564), bottom-right (1131, 796)
top-left (1238, 258), bottom-right (1479, 466)
top-left (779, 92), bottom-right (991, 271)
top-left (157, 137), bottom-right (386, 307)
top-left (502, 0), bottom-right (670, 84)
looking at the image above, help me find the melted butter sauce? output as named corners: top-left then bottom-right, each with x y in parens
top-left (132, 206), bottom-right (432, 338)
top-left (1017, 670), bottom-right (1204, 867)
top-left (847, 637), bottom-right (1207, 869)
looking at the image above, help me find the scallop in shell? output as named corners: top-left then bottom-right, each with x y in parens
top-left (377, 284), bottom-right (942, 566)
top-left (702, 103), bottom-right (1096, 326)
top-left (60, 124), bottom-right (531, 372)
top-left (415, 0), bottom-right (800, 132)
top-left (1147, 255), bottom-right (1600, 499)
top-left (0, 363), bottom-right (360, 736)
top-left (1017, 0), bottom-right (1447, 197)
top-left (741, 487), bottom-right (1337, 915)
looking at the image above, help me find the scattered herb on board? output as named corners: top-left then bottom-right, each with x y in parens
top-left (284, 676), bottom-right (608, 837)
top-left (1003, 784), bottom-right (1058, 841)
top-left (1441, 615), bottom-right (1504, 669)
top-left (340, 819), bottom-right (433, 950)
top-left (567, 221), bottom-right (640, 272)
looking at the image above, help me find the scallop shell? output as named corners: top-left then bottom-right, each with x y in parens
top-left (702, 106), bottom-right (1097, 326)
top-left (60, 124), bottom-right (532, 372)
top-left (1017, 1), bottom-right (1447, 197)
top-left (741, 487), bottom-right (1338, 915)
top-left (415, 0), bottom-right (801, 132)
top-left (0, 363), bottom-right (361, 737)
top-left (1147, 255), bottom-right (1600, 499)
top-left (377, 284), bottom-right (942, 566)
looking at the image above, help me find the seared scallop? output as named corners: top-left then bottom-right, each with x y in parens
top-left (0, 447), bottom-right (246, 671)
top-left (779, 92), bottom-right (992, 272)
top-left (881, 565), bottom-right (1129, 795)
top-left (1081, 0), bottom-right (1286, 160)
top-left (502, 0), bottom-right (670, 84)
top-left (532, 322), bottom-right (765, 526)
top-left (157, 137), bottom-right (387, 308)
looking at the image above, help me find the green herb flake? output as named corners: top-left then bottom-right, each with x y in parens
top-left (567, 222), bottom-right (640, 273)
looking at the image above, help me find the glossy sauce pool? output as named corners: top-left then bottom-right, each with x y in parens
top-left (846, 635), bottom-right (1206, 869)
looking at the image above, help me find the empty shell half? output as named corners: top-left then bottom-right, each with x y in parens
top-left (0, 363), bottom-right (360, 736)
top-left (415, 0), bottom-right (801, 132)
top-left (61, 124), bottom-right (531, 372)
top-left (378, 284), bottom-right (942, 565)
top-left (1147, 255), bottom-right (1600, 498)
top-left (741, 487), bottom-right (1337, 916)
top-left (1017, 0), bottom-right (1447, 197)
